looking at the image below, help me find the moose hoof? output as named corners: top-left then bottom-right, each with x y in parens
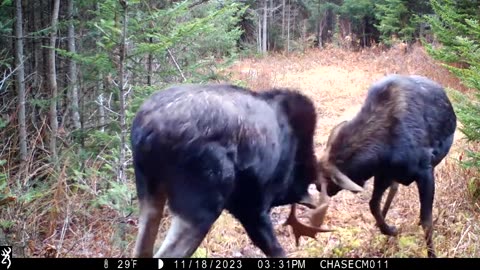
top-left (380, 224), bottom-right (398, 236)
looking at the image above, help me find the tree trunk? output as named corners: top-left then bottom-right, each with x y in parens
top-left (257, 14), bottom-right (262, 52)
top-left (292, 6), bottom-right (296, 41)
top-left (262, 0), bottom-right (267, 53)
top-left (318, 19), bottom-right (322, 48)
top-left (287, 1), bottom-right (290, 52)
top-left (48, 0), bottom-right (60, 162)
top-left (96, 2), bottom-right (105, 133)
top-left (302, 19), bottom-right (307, 48)
top-left (32, 0), bottom-right (43, 137)
top-left (318, 10), bottom-right (327, 49)
top-left (117, 0), bottom-right (128, 183)
top-left (281, 0), bottom-right (285, 38)
top-left (147, 1), bottom-right (156, 86)
top-left (268, 0), bottom-right (273, 51)
top-left (362, 19), bottom-right (366, 47)
top-left (98, 75), bottom-right (105, 133)
top-left (147, 37), bottom-right (153, 86)
top-left (14, 0), bottom-right (27, 169)
top-left (67, 0), bottom-right (81, 130)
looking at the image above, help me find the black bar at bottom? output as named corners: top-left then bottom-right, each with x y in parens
top-left (9, 258), bottom-right (479, 270)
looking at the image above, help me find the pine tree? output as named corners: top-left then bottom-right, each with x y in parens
top-left (375, 0), bottom-right (415, 44)
top-left (340, 0), bottom-right (375, 47)
top-left (426, 0), bottom-right (480, 200)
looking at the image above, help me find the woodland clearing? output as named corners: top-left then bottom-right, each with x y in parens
top-left (12, 44), bottom-right (479, 258)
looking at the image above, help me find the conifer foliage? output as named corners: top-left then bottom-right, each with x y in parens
top-left (426, 0), bottom-right (480, 200)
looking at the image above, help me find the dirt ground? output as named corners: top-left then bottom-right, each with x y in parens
top-left (175, 44), bottom-right (480, 258)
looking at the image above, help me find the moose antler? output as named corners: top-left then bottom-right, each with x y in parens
top-left (309, 187), bottom-right (331, 227)
top-left (283, 203), bottom-right (333, 247)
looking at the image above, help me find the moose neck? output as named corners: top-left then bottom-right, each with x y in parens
top-left (268, 91), bottom-right (318, 207)
top-left (329, 112), bottom-right (394, 184)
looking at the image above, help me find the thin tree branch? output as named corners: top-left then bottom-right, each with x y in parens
top-left (167, 48), bottom-right (187, 82)
top-left (0, 65), bottom-right (21, 91)
top-left (95, 100), bottom-right (119, 116)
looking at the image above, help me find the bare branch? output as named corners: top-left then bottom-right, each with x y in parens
top-left (167, 48), bottom-right (187, 82)
top-left (0, 65), bottom-right (20, 90)
top-left (95, 100), bottom-right (119, 117)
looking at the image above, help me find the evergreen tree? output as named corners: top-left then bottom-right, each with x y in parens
top-left (340, 0), bottom-right (376, 47)
top-left (375, 0), bottom-right (415, 44)
top-left (372, 0), bottom-right (433, 45)
top-left (426, 0), bottom-right (480, 200)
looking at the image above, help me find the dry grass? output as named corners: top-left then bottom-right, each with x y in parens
top-left (3, 43), bottom-right (479, 258)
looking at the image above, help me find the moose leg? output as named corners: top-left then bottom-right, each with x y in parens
top-left (154, 212), bottom-right (220, 258)
top-left (235, 211), bottom-right (286, 258)
top-left (382, 182), bottom-right (399, 219)
top-left (417, 169), bottom-right (436, 258)
top-left (370, 176), bottom-right (398, 236)
top-left (155, 175), bottom-right (232, 258)
top-left (133, 194), bottom-right (167, 257)
top-left (132, 165), bottom-right (167, 258)
top-left (155, 143), bottom-right (234, 258)
top-left (154, 183), bottom-right (227, 258)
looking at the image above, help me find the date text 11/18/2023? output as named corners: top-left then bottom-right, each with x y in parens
top-left (171, 259), bottom-right (389, 269)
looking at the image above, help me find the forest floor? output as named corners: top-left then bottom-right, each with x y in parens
top-left (8, 43), bottom-right (480, 258)
top-left (191, 43), bottom-right (480, 258)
